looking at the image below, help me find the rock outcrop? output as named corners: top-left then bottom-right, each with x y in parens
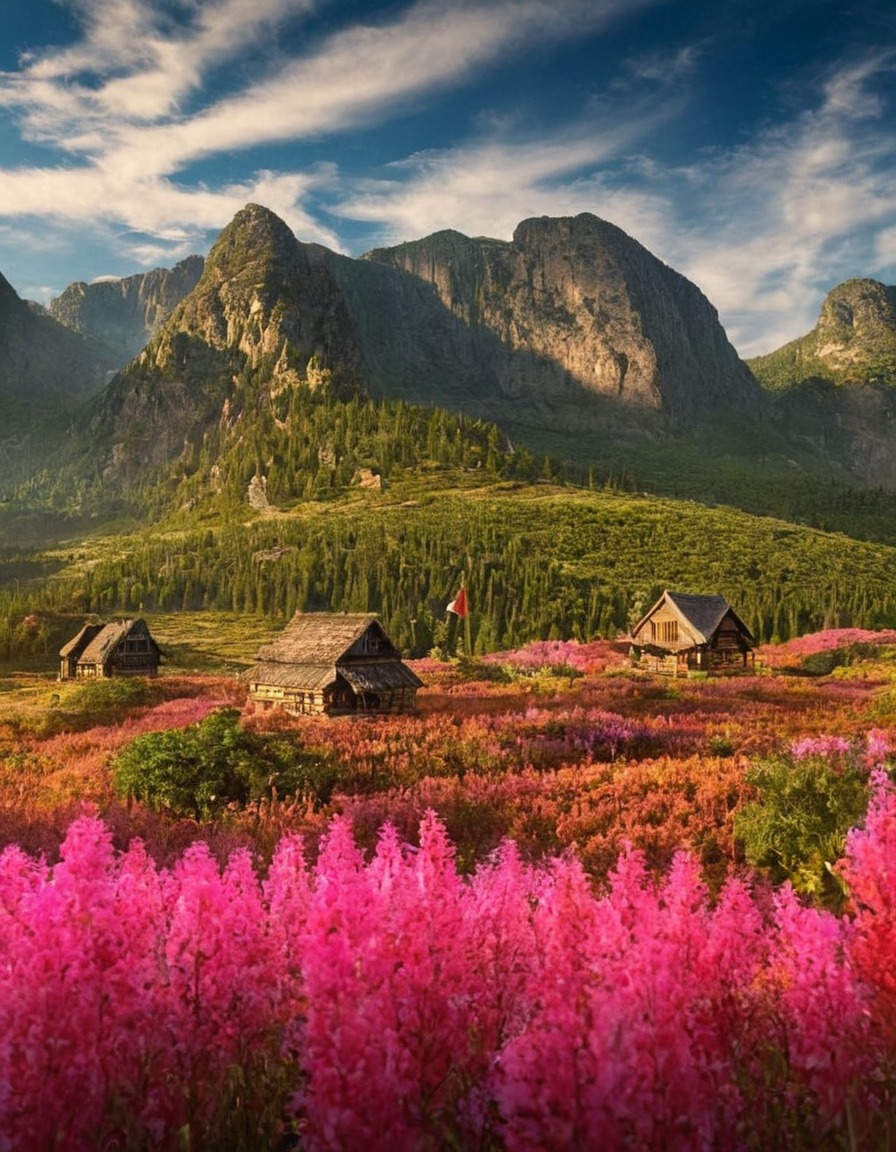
top-left (48, 255), bottom-right (204, 366)
top-left (748, 279), bottom-right (896, 487)
top-left (13, 202), bottom-right (896, 497)
top-left (748, 278), bottom-right (896, 391)
top-left (355, 214), bottom-right (763, 428)
top-left (89, 204), bottom-right (362, 473)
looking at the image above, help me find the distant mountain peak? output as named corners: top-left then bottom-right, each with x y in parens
top-left (816, 278), bottom-right (896, 353)
top-left (747, 276), bottom-right (896, 391)
top-left (359, 208), bottom-right (758, 424)
top-left (47, 254), bottom-right (204, 365)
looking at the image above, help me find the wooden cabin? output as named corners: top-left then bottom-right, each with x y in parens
top-left (629, 590), bottom-right (754, 676)
top-left (245, 612), bottom-right (423, 715)
top-left (59, 618), bottom-right (162, 680)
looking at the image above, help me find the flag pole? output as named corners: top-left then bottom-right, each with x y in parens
top-left (446, 576), bottom-right (471, 658)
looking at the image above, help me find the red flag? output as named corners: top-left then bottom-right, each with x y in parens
top-left (446, 585), bottom-right (468, 617)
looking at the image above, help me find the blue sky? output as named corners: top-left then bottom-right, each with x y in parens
top-left (0, 0), bottom-right (894, 356)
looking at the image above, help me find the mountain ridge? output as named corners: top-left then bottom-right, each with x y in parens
top-left (6, 203), bottom-right (896, 515)
top-left (46, 255), bottom-right (204, 366)
top-left (748, 278), bottom-right (896, 391)
top-left (357, 212), bottom-right (763, 427)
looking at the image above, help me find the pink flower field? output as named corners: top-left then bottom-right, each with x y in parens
top-left (1, 794), bottom-right (895, 1151)
top-left (1, 631), bottom-right (896, 1149)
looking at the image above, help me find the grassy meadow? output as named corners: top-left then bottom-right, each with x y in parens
top-left (3, 465), bottom-right (896, 1148)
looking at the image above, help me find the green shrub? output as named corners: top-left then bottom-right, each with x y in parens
top-left (111, 707), bottom-right (339, 819)
top-left (28, 676), bottom-right (167, 736)
top-left (734, 751), bottom-right (870, 904)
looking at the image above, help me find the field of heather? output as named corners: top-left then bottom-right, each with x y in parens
top-left (1, 630), bottom-right (896, 1149)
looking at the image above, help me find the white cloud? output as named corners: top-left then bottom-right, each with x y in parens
top-left (875, 227), bottom-right (896, 269)
top-left (326, 50), bottom-right (896, 355)
top-left (662, 53), bottom-right (896, 354)
top-left (0, 0), bottom-right (658, 280)
top-left (334, 118), bottom-right (677, 254)
top-left (0, 0), bottom-right (893, 359)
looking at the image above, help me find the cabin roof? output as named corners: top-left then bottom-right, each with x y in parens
top-left (633, 590), bottom-right (754, 646)
top-left (255, 612), bottom-right (383, 664)
top-left (248, 612), bottom-right (423, 692)
top-left (246, 661), bottom-right (338, 691)
top-left (59, 623), bottom-right (104, 659)
top-left (75, 619), bottom-right (160, 666)
top-left (339, 661), bottom-right (423, 691)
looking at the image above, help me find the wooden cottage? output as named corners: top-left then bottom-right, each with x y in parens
top-left (59, 618), bottom-right (162, 680)
top-left (629, 590), bottom-right (754, 676)
top-left (245, 612), bottom-right (423, 715)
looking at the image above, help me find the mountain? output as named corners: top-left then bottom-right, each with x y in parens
top-left (747, 280), bottom-right (896, 487)
top-left (356, 215), bottom-right (763, 428)
top-left (85, 205), bottom-right (775, 487)
top-left (748, 279), bottom-right (896, 391)
top-left (0, 271), bottom-right (119, 487)
top-left (84, 204), bottom-right (362, 478)
top-left (47, 255), bottom-right (204, 366)
top-left (13, 203), bottom-right (896, 524)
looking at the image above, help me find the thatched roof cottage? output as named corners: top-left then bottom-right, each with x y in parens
top-left (629, 590), bottom-right (754, 676)
top-left (59, 618), bottom-right (162, 680)
top-left (245, 612), bottom-right (422, 715)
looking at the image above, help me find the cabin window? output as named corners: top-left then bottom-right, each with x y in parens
top-left (651, 619), bottom-right (678, 643)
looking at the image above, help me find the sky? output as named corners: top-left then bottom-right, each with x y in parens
top-left (0, 0), bottom-right (894, 357)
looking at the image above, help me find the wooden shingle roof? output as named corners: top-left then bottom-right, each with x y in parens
top-left (59, 623), bottom-right (103, 659)
top-left (66, 618), bottom-right (161, 667)
top-left (633, 590), bottom-right (754, 647)
top-left (79, 620), bottom-right (136, 666)
top-left (340, 662), bottom-right (423, 691)
top-left (247, 612), bottom-right (423, 693)
top-left (256, 613), bottom-right (380, 665)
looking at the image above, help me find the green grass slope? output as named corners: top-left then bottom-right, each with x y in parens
top-left (2, 474), bottom-right (896, 671)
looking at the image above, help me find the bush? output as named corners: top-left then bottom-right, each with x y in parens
top-left (111, 707), bottom-right (339, 819)
top-left (735, 749), bottom-right (871, 903)
top-left (30, 676), bottom-right (168, 736)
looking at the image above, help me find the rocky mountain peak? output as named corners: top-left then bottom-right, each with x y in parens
top-left (203, 202), bottom-right (300, 285)
top-left (0, 272), bottom-right (118, 471)
top-left (47, 255), bottom-right (204, 365)
top-left (815, 279), bottom-right (896, 361)
top-left (0, 271), bottom-right (20, 307)
top-left (137, 203), bottom-right (360, 384)
top-left (90, 205), bottom-right (362, 474)
top-left (360, 210), bottom-right (761, 425)
top-left (747, 277), bottom-right (896, 392)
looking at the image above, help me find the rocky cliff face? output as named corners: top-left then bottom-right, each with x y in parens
top-left (48, 255), bottom-right (204, 366)
top-left (79, 205), bottom-right (796, 485)
top-left (142, 206), bottom-right (358, 382)
top-left (90, 204), bottom-right (362, 473)
top-left (748, 279), bottom-right (896, 391)
top-left (358, 214), bottom-right (763, 427)
top-left (747, 279), bottom-right (896, 486)
top-left (0, 272), bottom-right (118, 482)
top-left (15, 202), bottom-right (896, 499)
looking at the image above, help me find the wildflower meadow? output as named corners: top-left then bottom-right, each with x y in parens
top-left (1, 631), bottom-right (895, 1149)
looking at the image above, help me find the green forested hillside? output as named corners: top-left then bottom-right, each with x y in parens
top-left (12, 376), bottom-right (535, 520)
top-left (2, 477), bottom-right (896, 666)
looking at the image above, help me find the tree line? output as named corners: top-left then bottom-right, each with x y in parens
top-left (2, 483), bottom-right (896, 665)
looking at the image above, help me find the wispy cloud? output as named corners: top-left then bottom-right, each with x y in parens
top-left (0, 0), bottom-right (654, 278)
top-left (334, 106), bottom-right (677, 249)
top-left (663, 52), bottom-right (896, 352)
top-left (0, 0), bottom-right (893, 356)
top-left (328, 49), bottom-right (896, 355)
